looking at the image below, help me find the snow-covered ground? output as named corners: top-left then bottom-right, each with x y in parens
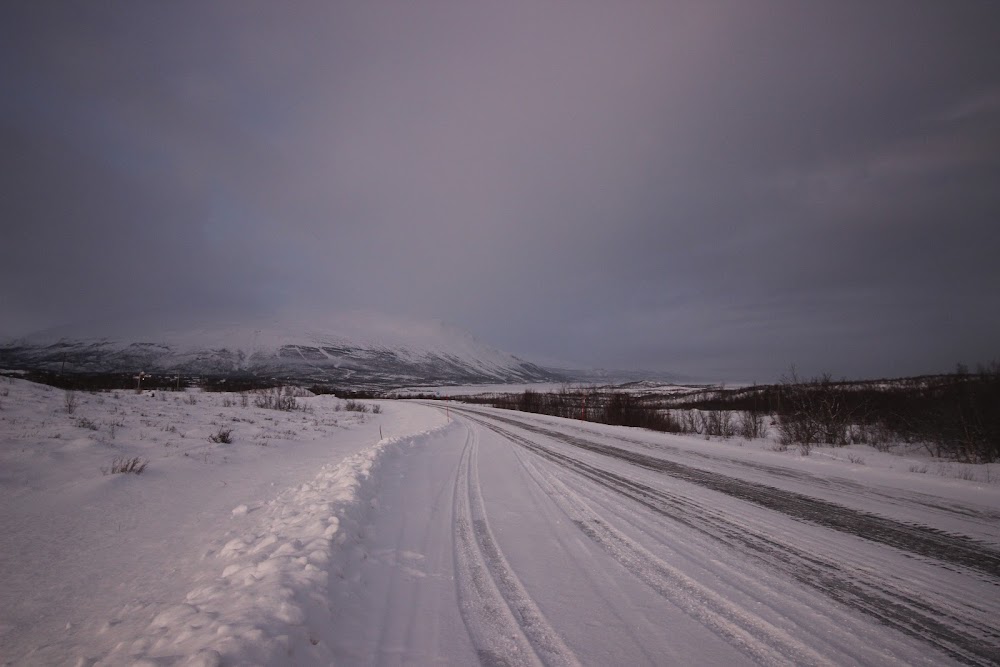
top-left (391, 382), bottom-right (581, 397)
top-left (0, 377), bottom-right (445, 665)
top-left (391, 381), bottom-right (712, 397)
top-left (3, 376), bottom-right (999, 665)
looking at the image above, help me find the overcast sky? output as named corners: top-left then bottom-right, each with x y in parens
top-left (2, 1), bottom-right (998, 381)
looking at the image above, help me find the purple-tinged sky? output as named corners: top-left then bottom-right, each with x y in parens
top-left (2, 1), bottom-right (998, 381)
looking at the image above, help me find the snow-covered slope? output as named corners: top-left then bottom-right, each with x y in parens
top-left (0, 313), bottom-right (558, 388)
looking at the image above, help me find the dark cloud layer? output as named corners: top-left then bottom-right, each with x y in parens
top-left (2, 1), bottom-right (998, 381)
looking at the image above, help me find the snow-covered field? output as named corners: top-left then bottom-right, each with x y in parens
top-left (2, 376), bottom-right (999, 665)
top-left (0, 377), bottom-right (445, 665)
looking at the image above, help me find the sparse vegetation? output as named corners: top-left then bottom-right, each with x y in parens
top-left (343, 399), bottom-right (370, 413)
top-left (461, 362), bottom-right (1000, 463)
top-left (701, 410), bottom-right (736, 439)
top-left (254, 387), bottom-right (299, 411)
top-left (64, 390), bottom-right (78, 414)
top-left (76, 416), bottom-right (99, 431)
top-left (106, 417), bottom-right (124, 439)
top-left (737, 410), bottom-right (767, 440)
top-left (209, 426), bottom-right (234, 443)
top-left (103, 456), bottom-right (148, 475)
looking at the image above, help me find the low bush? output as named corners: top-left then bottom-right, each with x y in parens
top-left (103, 456), bottom-right (148, 475)
top-left (254, 387), bottom-right (298, 411)
top-left (209, 426), bottom-right (234, 443)
top-left (76, 416), bottom-right (99, 431)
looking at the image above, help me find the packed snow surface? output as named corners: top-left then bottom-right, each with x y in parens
top-left (2, 376), bottom-right (999, 665)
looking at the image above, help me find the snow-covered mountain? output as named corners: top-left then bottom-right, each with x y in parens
top-left (0, 313), bottom-right (560, 388)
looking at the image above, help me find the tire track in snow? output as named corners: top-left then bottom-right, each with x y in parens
top-left (540, 417), bottom-right (1000, 527)
top-left (452, 425), bottom-right (579, 667)
top-left (503, 431), bottom-right (835, 667)
top-left (474, 409), bottom-right (1000, 578)
top-left (461, 410), bottom-right (1000, 666)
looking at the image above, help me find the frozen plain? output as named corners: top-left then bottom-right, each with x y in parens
top-left (1, 377), bottom-right (999, 665)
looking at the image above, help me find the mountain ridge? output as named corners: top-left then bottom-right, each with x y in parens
top-left (0, 314), bottom-right (561, 389)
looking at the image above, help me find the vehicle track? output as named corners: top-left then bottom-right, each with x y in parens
top-left (467, 409), bottom-right (1000, 577)
top-left (452, 427), bottom-right (579, 667)
top-left (458, 410), bottom-right (1000, 666)
top-left (501, 429), bottom-right (836, 667)
top-left (548, 418), bottom-right (1000, 527)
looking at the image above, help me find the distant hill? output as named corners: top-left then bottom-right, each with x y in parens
top-left (0, 313), bottom-right (561, 389)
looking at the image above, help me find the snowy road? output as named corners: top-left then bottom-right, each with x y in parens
top-left (327, 404), bottom-right (1000, 666)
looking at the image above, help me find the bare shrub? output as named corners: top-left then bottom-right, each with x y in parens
top-left (849, 421), bottom-right (893, 452)
top-left (344, 399), bottom-right (370, 413)
top-left (847, 453), bottom-right (866, 465)
top-left (909, 463), bottom-right (929, 474)
top-left (64, 390), bottom-right (78, 415)
top-left (186, 393), bottom-right (198, 406)
top-left (209, 426), bottom-right (234, 443)
top-left (76, 416), bottom-right (99, 431)
top-left (737, 411), bottom-right (767, 440)
top-left (103, 456), bottom-right (148, 475)
top-left (255, 387), bottom-right (298, 411)
top-left (681, 410), bottom-right (702, 435)
top-left (600, 393), bottom-right (682, 432)
top-left (371, 404), bottom-right (383, 414)
top-left (702, 410), bottom-right (736, 438)
top-left (956, 468), bottom-right (976, 481)
top-left (775, 368), bottom-right (839, 453)
top-left (906, 362), bottom-right (1000, 462)
top-left (106, 417), bottom-right (124, 439)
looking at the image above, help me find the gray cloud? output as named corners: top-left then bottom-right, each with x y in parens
top-left (2, 1), bottom-right (998, 381)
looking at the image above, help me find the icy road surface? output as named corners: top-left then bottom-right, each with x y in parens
top-left (328, 404), bottom-right (1000, 666)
